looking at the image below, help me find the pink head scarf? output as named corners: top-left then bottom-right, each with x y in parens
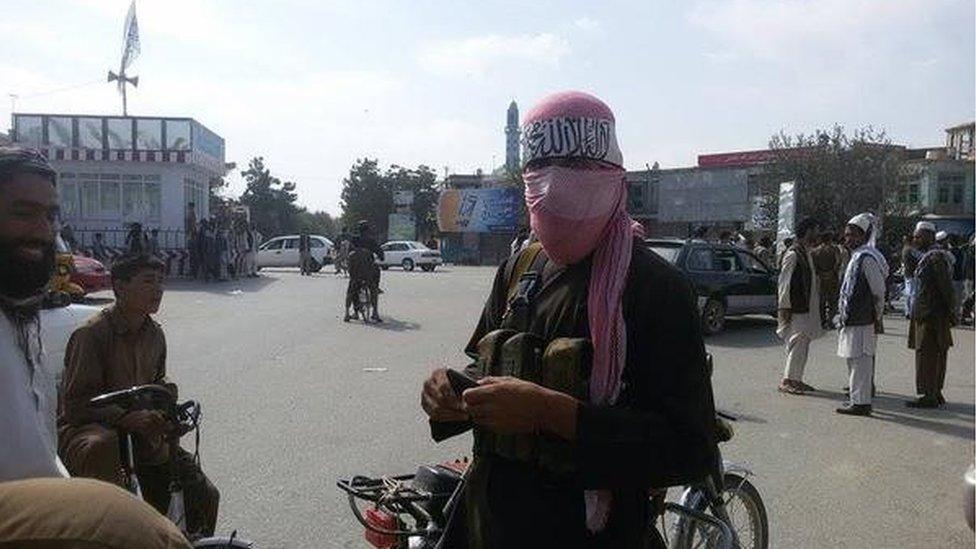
top-left (521, 91), bottom-right (644, 532)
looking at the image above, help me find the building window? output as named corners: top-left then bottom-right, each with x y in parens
top-left (953, 184), bottom-right (964, 204)
top-left (908, 184), bottom-right (919, 204)
top-left (76, 172), bottom-right (159, 221)
top-left (938, 185), bottom-right (950, 204)
top-left (58, 175), bottom-right (79, 220)
top-left (79, 117), bottom-right (104, 149)
top-left (899, 183), bottom-right (920, 204)
top-left (81, 180), bottom-right (99, 217)
top-left (14, 115), bottom-right (43, 145)
top-left (106, 118), bottom-right (132, 149)
top-left (166, 120), bottom-right (191, 150)
top-left (627, 182), bottom-right (646, 212)
top-left (184, 178), bottom-right (207, 221)
top-left (47, 117), bottom-right (73, 147)
top-left (100, 180), bottom-right (120, 215)
top-left (136, 119), bottom-right (163, 150)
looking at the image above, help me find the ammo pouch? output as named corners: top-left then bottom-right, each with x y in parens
top-left (471, 329), bottom-right (591, 475)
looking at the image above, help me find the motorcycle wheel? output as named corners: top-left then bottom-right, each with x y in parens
top-left (669, 473), bottom-right (768, 549)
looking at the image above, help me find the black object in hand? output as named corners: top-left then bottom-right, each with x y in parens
top-left (446, 369), bottom-right (479, 397)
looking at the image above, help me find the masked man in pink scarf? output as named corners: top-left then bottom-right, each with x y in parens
top-left (421, 91), bottom-right (718, 548)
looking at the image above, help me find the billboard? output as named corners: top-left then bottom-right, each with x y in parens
top-left (388, 213), bottom-right (416, 241)
top-left (437, 187), bottom-right (520, 233)
top-left (777, 181), bottom-right (796, 246)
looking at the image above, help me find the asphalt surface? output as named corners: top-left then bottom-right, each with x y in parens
top-left (107, 266), bottom-right (973, 548)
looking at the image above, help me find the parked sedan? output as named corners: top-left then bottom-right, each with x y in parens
top-left (257, 234), bottom-right (333, 271)
top-left (377, 241), bottom-right (442, 271)
top-left (645, 239), bottom-right (778, 334)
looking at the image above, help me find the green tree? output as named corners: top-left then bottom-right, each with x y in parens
top-left (339, 159), bottom-right (446, 241)
top-left (385, 164), bottom-right (440, 239)
top-left (339, 159), bottom-right (393, 237)
top-left (239, 157), bottom-right (300, 236)
top-left (296, 209), bottom-right (338, 238)
top-left (765, 125), bottom-right (905, 251)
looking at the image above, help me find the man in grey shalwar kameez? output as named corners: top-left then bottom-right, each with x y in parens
top-left (836, 213), bottom-right (889, 416)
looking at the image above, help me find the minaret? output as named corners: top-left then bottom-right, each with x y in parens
top-left (505, 100), bottom-right (520, 173)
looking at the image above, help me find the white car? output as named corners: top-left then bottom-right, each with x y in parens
top-left (378, 241), bottom-right (443, 272)
top-left (40, 302), bottom-right (104, 383)
top-left (257, 234), bottom-right (333, 272)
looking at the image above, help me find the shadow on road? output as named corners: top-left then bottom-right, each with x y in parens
top-left (358, 316), bottom-right (421, 332)
top-left (707, 316), bottom-right (779, 348)
top-left (800, 388), bottom-right (975, 440)
top-left (163, 275), bottom-right (277, 294)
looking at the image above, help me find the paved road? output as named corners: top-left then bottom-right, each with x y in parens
top-left (125, 266), bottom-right (972, 548)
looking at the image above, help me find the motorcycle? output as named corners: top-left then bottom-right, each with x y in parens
top-left (338, 356), bottom-right (768, 549)
top-left (89, 385), bottom-right (254, 548)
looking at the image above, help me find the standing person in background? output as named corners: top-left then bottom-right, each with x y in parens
top-left (754, 236), bottom-right (776, 268)
top-left (901, 234), bottom-right (921, 319)
top-left (92, 232), bottom-right (109, 265)
top-left (125, 222), bottom-right (145, 255)
top-left (299, 231), bottom-right (312, 276)
top-left (146, 229), bottom-right (160, 257)
top-left (812, 231), bottom-right (842, 329)
top-left (217, 225), bottom-right (230, 281)
top-left (948, 234), bottom-right (967, 320)
top-left (836, 214), bottom-right (888, 416)
top-left (61, 223), bottom-right (77, 252)
top-left (776, 217), bottom-right (823, 395)
top-left (962, 235), bottom-right (975, 326)
top-left (906, 222), bottom-right (956, 408)
top-left (250, 222), bottom-right (263, 277)
top-left (335, 227), bottom-right (351, 276)
top-left (778, 236), bottom-right (795, 269)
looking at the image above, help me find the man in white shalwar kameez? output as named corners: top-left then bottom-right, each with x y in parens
top-left (836, 213), bottom-right (889, 416)
top-left (777, 217), bottom-right (824, 395)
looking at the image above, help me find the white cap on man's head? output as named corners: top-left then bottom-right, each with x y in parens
top-left (936, 230), bottom-right (949, 242)
top-left (847, 213), bottom-right (873, 233)
top-left (914, 221), bottom-right (936, 234)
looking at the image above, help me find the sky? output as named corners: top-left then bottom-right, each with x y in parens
top-left (2, 0), bottom-right (974, 215)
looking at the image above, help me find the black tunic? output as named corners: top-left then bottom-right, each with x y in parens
top-left (436, 241), bottom-right (718, 549)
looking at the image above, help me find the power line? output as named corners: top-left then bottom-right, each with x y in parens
top-left (9, 78), bottom-right (104, 103)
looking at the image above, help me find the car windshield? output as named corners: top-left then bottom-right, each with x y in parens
top-left (647, 245), bottom-right (681, 264)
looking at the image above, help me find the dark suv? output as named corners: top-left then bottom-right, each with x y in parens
top-left (646, 239), bottom-right (778, 334)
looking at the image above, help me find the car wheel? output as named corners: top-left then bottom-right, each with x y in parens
top-left (309, 258), bottom-right (322, 272)
top-left (402, 258), bottom-right (415, 271)
top-left (421, 264), bottom-right (433, 272)
top-left (702, 298), bottom-right (726, 335)
top-left (381, 265), bottom-right (389, 270)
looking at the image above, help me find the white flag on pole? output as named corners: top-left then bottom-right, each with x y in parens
top-left (121, 1), bottom-right (140, 71)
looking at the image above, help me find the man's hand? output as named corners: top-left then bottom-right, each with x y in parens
top-left (778, 309), bottom-right (792, 325)
top-left (116, 410), bottom-right (168, 437)
top-left (462, 377), bottom-right (578, 440)
top-left (421, 368), bottom-right (469, 422)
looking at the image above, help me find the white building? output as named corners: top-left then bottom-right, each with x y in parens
top-left (10, 113), bottom-right (226, 249)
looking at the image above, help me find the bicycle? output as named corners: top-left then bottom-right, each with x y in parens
top-left (89, 385), bottom-right (254, 548)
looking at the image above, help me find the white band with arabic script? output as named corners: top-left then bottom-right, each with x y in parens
top-left (521, 116), bottom-right (623, 169)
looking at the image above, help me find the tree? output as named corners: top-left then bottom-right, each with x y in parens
top-left (238, 157), bottom-right (300, 236)
top-left (765, 125), bottom-right (905, 251)
top-left (296, 209), bottom-right (338, 238)
top-left (339, 159), bottom-right (444, 240)
top-left (385, 164), bottom-right (440, 239)
top-left (339, 159), bottom-right (393, 236)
